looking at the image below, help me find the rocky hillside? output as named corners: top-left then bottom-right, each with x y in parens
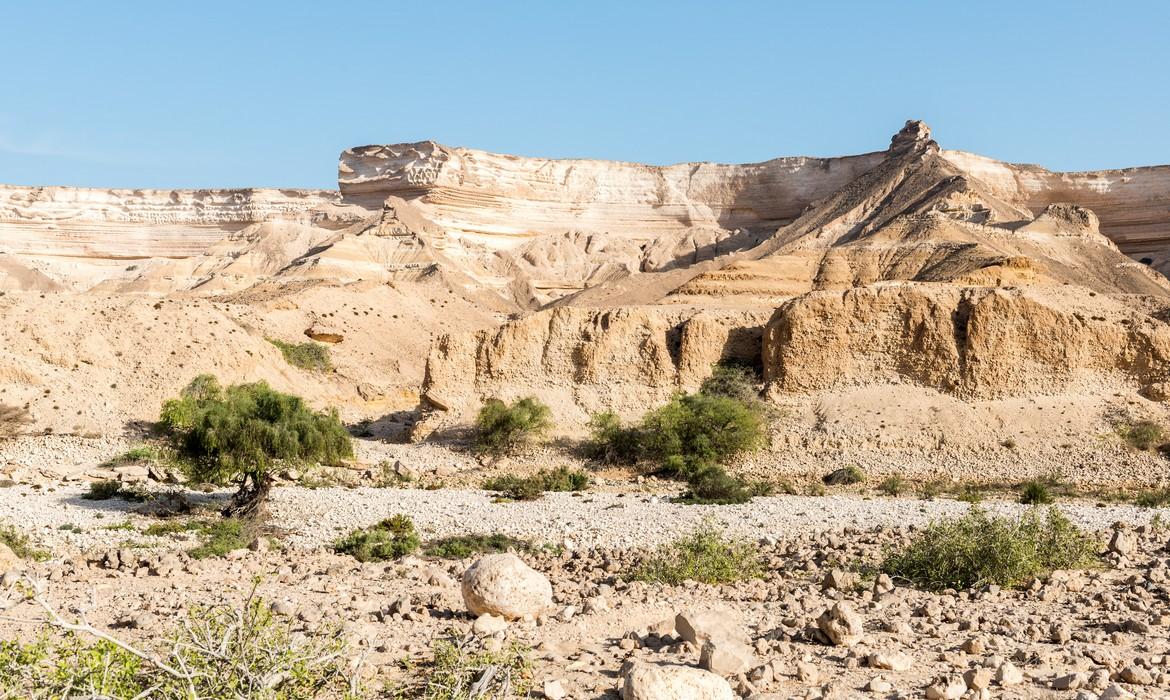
top-left (2, 120), bottom-right (1170, 444)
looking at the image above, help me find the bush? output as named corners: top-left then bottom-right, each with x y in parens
top-left (639, 392), bottom-right (764, 477)
top-left (335, 514), bottom-right (421, 562)
top-left (675, 465), bottom-right (771, 505)
top-left (424, 533), bottom-right (531, 559)
top-left (0, 583), bottom-right (354, 698)
top-left (699, 363), bottom-right (761, 404)
top-left (585, 411), bottom-right (643, 463)
top-left (0, 404), bottom-right (32, 441)
top-left (100, 444), bottom-right (159, 468)
top-left (473, 397), bottom-right (551, 455)
top-left (1135, 488), bottom-right (1170, 508)
top-left (267, 338), bottom-right (332, 372)
top-left (402, 637), bottom-right (532, 700)
top-left (0, 525), bottom-right (47, 560)
top-left (1118, 420), bottom-right (1165, 451)
top-left (1019, 480), bottom-right (1055, 505)
top-left (482, 467), bottom-right (590, 501)
top-left (881, 506), bottom-right (1098, 590)
top-left (82, 479), bottom-right (151, 503)
top-left (877, 475), bottom-right (906, 496)
top-left (188, 518), bottom-right (251, 559)
top-left (823, 466), bottom-right (866, 486)
top-left (633, 523), bottom-right (762, 585)
top-left (159, 375), bottom-right (352, 514)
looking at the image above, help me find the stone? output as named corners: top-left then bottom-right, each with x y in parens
top-left (1109, 528), bottom-right (1137, 557)
top-left (925, 676), bottom-right (967, 700)
top-left (472, 613), bottom-right (508, 636)
top-left (1117, 665), bottom-right (1153, 685)
top-left (795, 660), bottom-right (819, 684)
top-left (1099, 683), bottom-right (1136, 700)
top-left (699, 637), bottom-right (755, 676)
top-left (461, 554), bottom-right (552, 620)
top-left (821, 568), bottom-right (856, 591)
top-left (0, 543), bottom-right (23, 575)
top-left (542, 679), bottom-right (567, 700)
top-left (868, 651), bottom-right (913, 671)
top-left (620, 661), bottom-right (735, 700)
top-left (1053, 672), bottom-right (1087, 690)
top-left (996, 662), bottom-right (1025, 686)
top-left (675, 610), bottom-right (742, 647)
top-left (816, 602), bottom-right (865, 646)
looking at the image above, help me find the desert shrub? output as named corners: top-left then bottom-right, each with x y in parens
top-left (877, 475), bottom-right (906, 496)
top-left (401, 637), bottom-right (532, 700)
top-left (0, 582), bottom-right (354, 698)
top-left (0, 525), bottom-right (47, 560)
top-left (675, 465), bottom-right (771, 505)
top-left (482, 467), bottom-right (590, 501)
top-left (159, 375), bottom-right (352, 514)
top-left (188, 518), bottom-right (252, 559)
top-left (956, 485), bottom-right (985, 503)
top-left (699, 363), bottom-right (761, 404)
top-left (823, 466), bottom-right (866, 486)
top-left (473, 397), bottom-right (552, 455)
top-left (100, 444), bottom-right (159, 468)
top-left (639, 392), bottom-right (764, 477)
top-left (0, 404), bottom-right (32, 441)
top-left (882, 506), bottom-right (1097, 590)
top-left (335, 514), bottom-right (420, 562)
top-left (1118, 420), bottom-right (1165, 451)
top-left (1019, 479), bottom-right (1055, 505)
top-left (1135, 487), bottom-right (1170, 508)
top-left (584, 411), bottom-right (643, 463)
top-left (267, 338), bottom-right (332, 372)
top-left (143, 519), bottom-right (202, 537)
top-left (633, 523), bottom-right (762, 584)
top-left (424, 533), bottom-right (531, 559)
top-left (82, 479), bottom-right (152, 503)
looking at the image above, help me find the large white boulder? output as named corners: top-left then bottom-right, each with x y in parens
top-left (461, 553), bottom-right (552, 619)
top-left (621, 662), bottom-right (735, 700)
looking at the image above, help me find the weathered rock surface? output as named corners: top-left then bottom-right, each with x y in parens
top-left (620, 661), bottom-right (735, 700)
top-left (460, 553), bottom-right (553, 620)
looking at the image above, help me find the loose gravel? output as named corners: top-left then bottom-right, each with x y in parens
top-left (1, 483), bottom-right (1162, 555)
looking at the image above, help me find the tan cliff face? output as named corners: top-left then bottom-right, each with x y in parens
top-left (2, 119), bottom-right (1170, 438)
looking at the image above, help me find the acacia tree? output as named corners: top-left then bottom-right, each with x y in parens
top-left (160, 375), bottom-right (352, 516)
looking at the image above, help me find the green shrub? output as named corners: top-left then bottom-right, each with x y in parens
top-left (675, 465), bottom-right (771, 505)
top-left (473, 397), bottom-right (552, 455)
top-left (402, 637), bottom-right (532, 700)
top-left (881, 506), bottom-right (1097, 590)
top-left (823, 466), bottom-right (866, 486)
top-left (482, 467), bottom-right (590, 501)
top-left (100, 444), bottom-right (159, 468)
top-left (585, 411), bottom-right (643, 463)
top-left (424, 533), bottom-right (531, 559)
top-left (699, 363), bottom-right (761, 404)
top-left (1118, 420), bottom-right (1165, 451)
top-left (639, 392), bottom-right (764, 476)
top-left (1019, 480), bottom-right (1055, 505)
top-left (159, 375), bottom-right (352, 514)
top-left (189, 518), bottom-right (250, 559)
top-left (0, 584), bottom-right (354, 698)
top-left (1135, 488), bottom-right (1170, 508)
top-left (267, 338), bottom-right (332, 372)
top-left (82, 479), bottom-right (152, 503)
top-left (877, 475), bottom-right (906, 496)
top-left (335, 514), bottom-right (421, 562)
top-left (0, 525), bottom-right (47, 560)
top-left (957, 485), bottom-right (985, 503)
top-left (633, 523), bottom-right (762, 585)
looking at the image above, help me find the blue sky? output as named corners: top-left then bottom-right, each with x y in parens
top-left (2, 1), bottom-right (1167, 189)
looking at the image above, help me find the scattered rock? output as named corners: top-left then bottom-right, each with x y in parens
top-left (461, 553), bottom-right (552, 620)
top-left (816, 602), bottom-right (865, 646)
top-left (621, 661), bottom-right (735, 700)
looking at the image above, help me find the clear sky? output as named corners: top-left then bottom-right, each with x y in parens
top-left (2, 1), bottom-right (1167, 189)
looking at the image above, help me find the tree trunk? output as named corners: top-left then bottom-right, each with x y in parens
top-left (222, 472), bottom-right (271, 519)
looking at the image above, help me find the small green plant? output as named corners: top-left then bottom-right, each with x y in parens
top-left (823, 466), bottom-right (866, 486)
top-left (0, 525), bottom-right (47, 560)
top-left (100, 444), bottom-right (159, 468)
top-left (675, 465), bottom-right (771, 505)
top-left (189, 518), bottom-right (251, 559)
top-left (633, 522), bottom-right (762, 585)
top-left (57, 524), bottom-right (83, 533)
top-left (334, 514), bottom-right (420, 562)
top-left (267, 338), bottom-right (332, 372)
top-left (1135, 487), bottom-right (1170, 508)
top-left (698, 363), bottom-right (761, 404)
top-left (402, 637), bottom-right (532, 700)
top-left (159, 375), bottom-right (352, 515)
top-left (881, 506), bottom-right (1098, 590)
top-left (473, 397), bottom-right (552, 455)
top-left (482, 467), bottom-right (591, 501)
top-left (956, 485), bottom-right (985, 503)
top-left (424, 533), bottom-right (531, 559)
top-left (877, 475), bottom-right (906, 496)
top-left (143, 520), bottom-right (203, 537)
top-left (1117, 420), bottom-right (1165, 451)
top-left (82, 479), bottom-right (152, 503)
top-left (1019, 479), bottom-right (1055, 505)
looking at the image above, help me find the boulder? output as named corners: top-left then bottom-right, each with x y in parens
top-left (676, 609), bottom-right (742, 646)
top-left (699, 637), bottom-right (755, 676)
top-left (621, 661), bottom-right (735, 700)
top-left (461, 553), bottom-right (552, 619)
top-left (816, 601), bottom-right (865, 646)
